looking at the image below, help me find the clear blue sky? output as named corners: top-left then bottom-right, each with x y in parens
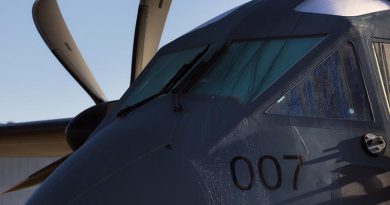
top-left (0, 0), bottom-right (250, 123)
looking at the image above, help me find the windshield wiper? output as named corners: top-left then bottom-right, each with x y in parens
top-left (173, 42), bottom-right (231, 93)
top-left (171, 42), bottom-right (230, 112)
top-left (117, 45), bottom-right (210, 117)
top-left (161, 45), bottom-right (210, 92)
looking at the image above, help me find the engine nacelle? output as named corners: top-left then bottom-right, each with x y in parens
top-left (65, 101), bottom-right (116, 151)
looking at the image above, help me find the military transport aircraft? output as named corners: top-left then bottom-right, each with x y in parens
top-left (1, 0), bottom-right (390, 204)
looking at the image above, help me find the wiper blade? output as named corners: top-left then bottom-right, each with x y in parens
top-left (170, 42), bottom-right (231, 112)
top-left (161, 45), bottom-right (210, 92)
top-left (117, 45), bottom-right (210, 117)
top-left (173, 42), bottom-right (231, 93)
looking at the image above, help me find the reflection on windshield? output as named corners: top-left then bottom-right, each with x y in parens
top-left (189, 37), bottom-right (324, 102)
top-left (120, 36), bottom-right (324, 115)
top-left (123, 46), bottom-right (207, 108)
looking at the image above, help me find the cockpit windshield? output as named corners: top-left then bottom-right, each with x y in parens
top-left (188, 37), bottom-right (324, 102)
top-left (119, 36), bottom-right (324, 114)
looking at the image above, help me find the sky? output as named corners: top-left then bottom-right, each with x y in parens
top-left (0, 0), bottom-right (251, 123)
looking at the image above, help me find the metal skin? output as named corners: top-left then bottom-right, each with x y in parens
top-left (25, 0), bottom-right (390, 204)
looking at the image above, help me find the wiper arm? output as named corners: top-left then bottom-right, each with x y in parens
top-left (173, 42), bottom-right (231, 93)
top-left (117, 45), bottom-right (210, 117)
top-left (116, 92), bottom-right (160, 117)
top-left (161, 45), bottom-right (210, 92)
top-left (170, 42), bottom-right (230, 112)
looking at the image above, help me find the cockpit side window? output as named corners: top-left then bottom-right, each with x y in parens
top-left (188, 37), bottom-right (323, 102)
top-left (373, 42), bottom-right (390, 116)
top-left (266, 43), bottom-right (372, 121)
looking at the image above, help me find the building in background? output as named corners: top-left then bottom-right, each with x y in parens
top-left (0, 158), bottom-right (57, 205)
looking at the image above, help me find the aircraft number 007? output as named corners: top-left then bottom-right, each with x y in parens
top-left (230, 155), bottom-right (303, 191)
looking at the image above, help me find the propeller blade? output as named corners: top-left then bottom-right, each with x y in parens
top-left (1, 155), bottom-right (70, 195)
top-left (131, 0), bottom-right (172, 82)
top-left (33, 0), bottom-right (106, 104)
top-left (0, 119), bottom-right (72, 157)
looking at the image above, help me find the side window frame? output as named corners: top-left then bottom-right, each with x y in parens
top-left (370, 38), bottom-right (390, 122)
top-left (265, 41), bottom-right (373, 122)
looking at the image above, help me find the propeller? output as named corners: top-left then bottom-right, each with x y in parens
top-left (0, 119), bottom-right (72, 157)
top-left (1, 0), bottom-right (171, 195)
top-left (1, 155), bottom-right (70, 195)
top-left (131, 0), bottom-right (172, 82)
top-left (0, 101), bottom-right (115, 196)
top-left (33, 0), bottom-right (106, 104)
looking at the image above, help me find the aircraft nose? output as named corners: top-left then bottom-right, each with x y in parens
top-left (25, 95), bottom-right (212, 204)
top-left (24, 96), bottom-right (194, 204)
top-left (26, 144), bottom-right (210, 205)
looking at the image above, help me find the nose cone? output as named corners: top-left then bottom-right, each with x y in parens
top-left (27, 145), bottom-right (209, 205)
top-left (26, 97), bottom-right (211, 205)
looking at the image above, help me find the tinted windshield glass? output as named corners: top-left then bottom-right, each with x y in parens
top-left (123, 46), bottom-right (206, 107)
top-left (189, 37), bottom-right (323, 102)
top-left (119, 37), bottom-right (323, 115)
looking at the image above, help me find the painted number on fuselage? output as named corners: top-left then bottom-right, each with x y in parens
top-left (230, 155), bottom-right (303, 191)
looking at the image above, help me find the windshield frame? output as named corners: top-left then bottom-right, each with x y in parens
top-left (109, 34), bottom-right (327, 120)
